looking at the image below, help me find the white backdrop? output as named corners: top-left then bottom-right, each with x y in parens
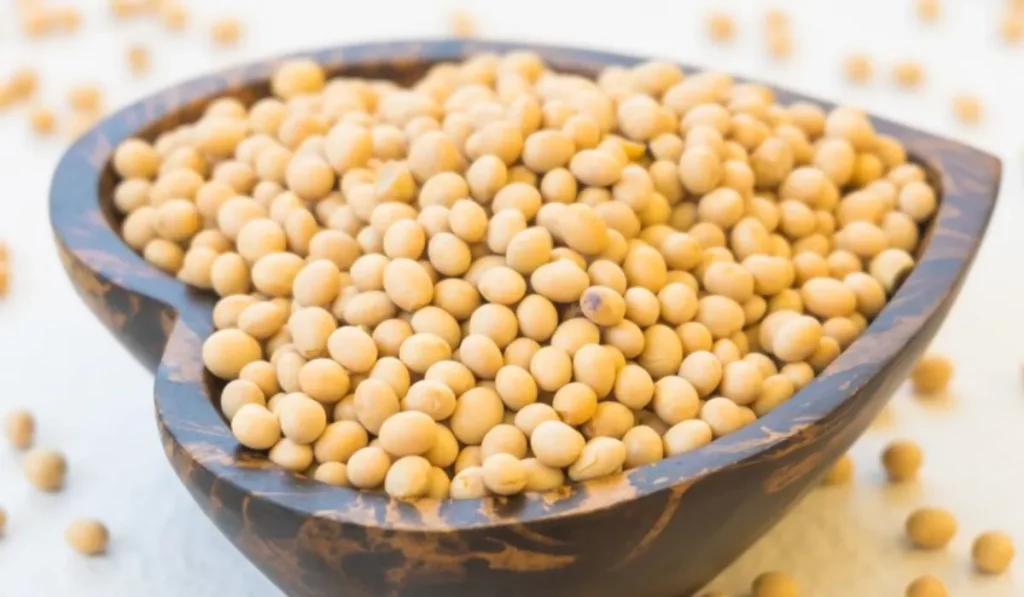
top-left (0, 1), bottom-right (1021, 595)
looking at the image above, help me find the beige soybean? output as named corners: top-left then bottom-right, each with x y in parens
top-left (65, 519), bottom-right (109, 556)
top-left (274, 347), bottom-right (307, 394)
top-left (772, 315), bottom-right (822, 362)
top-left (450, 387), bottom-right (504, 445)
top-left (505, 227), bottom-right (553, 275)
top-left (487, 210), bottom-right (527, 254)
top-left (531, 260), bottom-right (589, 303)
top-left (701, 397), bottom-right (754, 437)
top-left (354, 379), bottom-right (400, 435)
top-left (906, 507), bottom-right (957, 549)
top-left (972, 531), bottom-right (1015, 575)
top-left (713, 338), bottom-right (742, 364)
top-left (752, 571), bottom-right (800, 597)
top-left (425, 427), bottom-right (459, 469)
top-left (203, 329), bottom-right (262, 379)
top-left (807, 336), bottom-right (839, 372)
top-left (552, 383), bottom-right (598, 426)
top-left (459, 334), bottom-right (504, 379)
top-left (910, 354), bottom-right (952, 395)
top-left (403, 380), bottom-right (457, 421)
top-left (577, 344), bottom-right (614, 399)
top-left (663, 419), bottom-right (714, 456)
top-left (552, 317), bottom-right (598, 354)
top-left (568, 437), bottom-right (627, 481)
top-left (695, 295), bottom-right (745, 339)
top-left (481, 453), bottom-right (528, 495)
top-left (213, 295), bottom-right (258, 330)
top-left (570, 149), bottom-right (623, 187)
top-left (679, 147), bottom-right (722, 195)
top-left (702, 262), bottom-right (754, 303)
top-left (503, 337), bottom-right (540, 371)
top-left (623, 287), bottom-right (661, 328)
top-left (679, 351), bottom-right (723, 397)
top-left (469, 303), bottom-right (519, 348)
top-left (251, 252), bottom-right (304, 297)
top-left (432, 278), bottom-right (480, 321)
top-left (228, 405), bottom-right (280, 455)
top-left (211, 252), bottom-right (251, 296)
top-left (516, 294), bottom-right (559, 341)
top-left (277, 393), bottom-right (327, 444)
top-left (347, 446), bottom-right (392, 489)
top-left (521, 458), bottom-right (566, 492)
top-left (531, 420), bottom-right (585, 468)
top-left (221, 379), bottom-right (266, 420)
top-left (272, 59), bottom-right (325, 99)
top-left (622, 426), bottom-right (664, 468)
top-left (753, 374), bottom-right (795, 415)
top-left (488, 365), bottom-right (536, 411)
top-left (238, 301), bottom-right (288, 340)
top-left (371, 357), bottom-right (412, 398)
top-left (383, 219), bottom-right (426, 260)
top-left (314, 420), bottom-right (368, 464)
top-left (450, 465), bottom-right (488, 499)
top-left (530, 346), bottom-right (573, 392)
top-left (870, 248), bottom-right (915, 294)
top-left (652, 376), bottom-right (701, 425)
top-left (639, 324), bottom-right (683, 379)
top-left (449, 199), bottom-right (488, 243)
top-left (23, 448), bottom-right (67, 492)
top-left (801, 278), bottom-right (856, 319)
top-left (424, 360), bottom-right (475, 397)
top-left (374, 319), bottom-right (413, 358)
top-left (882, 440), bottom-right (923, 482)
top-left (378, 411), bottom-right (437, 456)
top-left (893, 61), bottom-right (925, 89)
top-left (559, 203), bottom-right (609, 255)
top-left (288, 307), bottom-right (336, 358)
top-left (522, 130), bottom-right (574, 172)
top-left (581, 401), bottom-right (635, 440)
top-left (399, 333), bottom-right (452, 374)
top-left (425, 233), bottom-right (471, 277)
top-left (587, 260), bottom-right (628, 295)
top-left (600, 319), bottom-right (643, 359)
top-left (905, 576), bottom-right (947, 597)
top-left (623, 244), bottom-right (668, 292)
top-left (614, 364), bottom-right (655, 410)
top-left (4, 409), bottom-right (34, 450)
top-left (314, 462), bottom-right (349, 487)
top-left (677, 321), bottom-right (713, 354)
top-left (328, 326), bottom-right (378, 373)
top-left (844, 272), bottom-right (886, 318)
top-left (478, 266), bottom-right (527, 305)
top-left (481, 424), bottom-right (528, 460)
top-left (512, 403), bottom-right (558, 438)
top-left (719, 360), bottom-right (764, 405)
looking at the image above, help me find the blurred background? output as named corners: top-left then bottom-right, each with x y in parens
top-left (0, 0), bottom-right (1022, 595)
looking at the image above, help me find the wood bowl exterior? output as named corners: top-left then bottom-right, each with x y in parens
top-left (50, 40), bottom-right (1000, 597)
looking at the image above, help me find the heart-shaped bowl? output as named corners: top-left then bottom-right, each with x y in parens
top-left (50, 39), bottom-right (1000, 597)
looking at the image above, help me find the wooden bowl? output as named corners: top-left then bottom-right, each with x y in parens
top-left (50, 40), bottom-right (1000, 597)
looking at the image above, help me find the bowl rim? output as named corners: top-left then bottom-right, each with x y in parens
top-left (50, 38), bottom-right (1001, 532)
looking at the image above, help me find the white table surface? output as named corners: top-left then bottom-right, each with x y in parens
top-left (0, 0), bottom-right (1021, 595)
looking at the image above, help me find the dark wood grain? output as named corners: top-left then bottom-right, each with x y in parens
top-left (49, 39), bottom-right (1001, 597)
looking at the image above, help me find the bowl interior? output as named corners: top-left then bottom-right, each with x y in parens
top-left (95, 45), bottom-right (945, 421)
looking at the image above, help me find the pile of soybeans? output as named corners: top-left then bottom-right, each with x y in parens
top-left (111, 52), bottom-right (934, 500)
